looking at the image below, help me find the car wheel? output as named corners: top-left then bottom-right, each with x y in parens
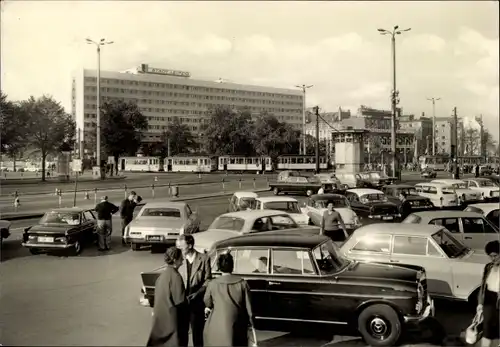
top-left (273, 187), bottom-right (280, 195)
top-left (131, 243), bottom-right (141, 251)
top-left (72, 240), bottom-right (82, 255)
top-left (358, 304), bottom-right (402, 347)
top-left (29, 248), bottom-right (40, 255)
top-left (308, 219), bottom-right (314, 226)
top-left (306, 189), bottom-right (313, 197)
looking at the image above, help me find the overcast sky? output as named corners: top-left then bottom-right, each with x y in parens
top-left (1, 1), bottom-right (498, 139)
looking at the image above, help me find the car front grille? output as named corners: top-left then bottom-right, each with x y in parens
top-left (372, 206), bottom-right (398, 215)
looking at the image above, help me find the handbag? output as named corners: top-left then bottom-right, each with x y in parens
top-left (465, 310), bottom-right (483, 345)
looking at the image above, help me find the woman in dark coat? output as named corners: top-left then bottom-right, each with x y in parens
top-left (477, 240), bottom-right (500, 347)
top-left (203, 252), bottom-right (254, 347)
top-left (147, 247), bottom-right (189, 347)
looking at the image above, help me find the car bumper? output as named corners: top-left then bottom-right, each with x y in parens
top-left (125, 236), bottom-right (179, 245)
top-left (404, 297), bottom-right (435, 323)
top-left (22, 242), bottom-right (75, 249)
top-left (368, 214), bottom-right (400, 221)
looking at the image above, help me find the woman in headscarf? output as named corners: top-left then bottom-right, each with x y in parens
top-left (477, 240), bottom-right (500, 347)
top-left (203, 252), bottom-right (254, 347)
top-left (147, 246), bottom-right (189, 347)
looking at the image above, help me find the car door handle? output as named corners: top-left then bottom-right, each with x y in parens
top-left (390, 259), bottom-right (400, 263)
top-left (268, 281), bottom-right (281, 285)
top-left (465, 236), bottom-right (472, 239)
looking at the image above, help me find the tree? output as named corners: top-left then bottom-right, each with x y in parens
top-left (100, 100), bottom-right (148, 166)
top-left (21, 95), bottom-right (75, 181)
top-left (0, 92), bottom-right (29, 170)
top-left (305, 134), bottom-right (327, 156)
top-left (463, 127), bottom-right (479, 156)
top-left (481, 128), bottom-right (497, 157)
top-left (164, 116), bottom-right (197, 156)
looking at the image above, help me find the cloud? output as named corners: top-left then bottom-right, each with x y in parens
top-left (401, 34), bottom-right (447, 53)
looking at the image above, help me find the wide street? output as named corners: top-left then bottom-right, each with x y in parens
top-left (1, 190), bottom-right (474, 347)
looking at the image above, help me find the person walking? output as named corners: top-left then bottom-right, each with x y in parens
top-left (147, 246), bottom-right (189, 347)
top-left (398, 192), bottom-right (412, 220)
top-left (203, 252), bottom-right (254, 347)
top-left (320, 202), bottom-right (348, 242)
top-left (476, 240), bottom-right (500, 347)
top-left (94, 196), bottom-right (119, 251)
top-left (120, 191), bottom-right (141, 245)
top-left (176, 235), bottom-right (211, 347)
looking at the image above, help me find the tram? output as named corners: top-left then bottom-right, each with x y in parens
top-left (218, 156), bottom-right (273, 172)
top-left (165, 155), bottom-right (218, 173)
top-left (276, 155), bottom-right (328, 171)
top-left (119, 157), bottom-right (163, 172)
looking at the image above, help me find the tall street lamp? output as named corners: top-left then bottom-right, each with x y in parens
top-left (295, 84), bottom-right (313, 155)
top-left (378, 25), bottom-right (411, 178)
top-left (86, 38), bottom-right (114, 177)
top-left (426, 97), bottom-right (441, 156)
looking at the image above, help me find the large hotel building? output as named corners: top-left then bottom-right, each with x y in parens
top-left (72, 64), bottom-right (303, 152)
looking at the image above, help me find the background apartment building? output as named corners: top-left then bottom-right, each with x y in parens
top-left (72, 64), bottom-right (303, 152)
top-left (433, 116), bottom-right (464, 155)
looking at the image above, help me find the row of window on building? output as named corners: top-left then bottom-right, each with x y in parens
top-left (83, 77), bottom-right (302, 100)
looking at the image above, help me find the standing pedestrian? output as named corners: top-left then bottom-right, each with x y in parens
top-left (176, 235), bottom-right (211, 347)
top-left (399, 192), bottom-right (412, 220)
top-left (147, 246), bottom-right (189, 347)
top-left (120, 191), bottom-right (142, 245)
top-left (203, 252), bottom-right (254, 347)
top-left (94, 196), bottom-right (119, 251)
top-left (475, 240), bottom-right (500, 347)
top-left (320, 202), bottom-right (348, 241)
top-left (475, 163), bottom-right (480, 178)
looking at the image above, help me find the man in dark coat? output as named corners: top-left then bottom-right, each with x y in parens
top-left (94, 196), bottom-right (119, 251)
top-left (176, 235), bottom-right (212, 347)
top-left (120, 191), bottom-right (142, 245)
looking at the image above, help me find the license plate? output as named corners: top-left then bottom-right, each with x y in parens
top-left (38, 236), bottom-right (54, 243)
top-left (147, 235), bottom-right (163, 242)
top-left (382, 216), bottom-right (394, 220)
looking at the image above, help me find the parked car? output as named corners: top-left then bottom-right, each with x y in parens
top-left (335, 172), bottom-right (363, 189)
top-left (227, 191), bottom-right (258, 212)
top-left (482, 175), bottom-right (500, 187)
top-left (141, 231), bottom-right (434, 347)
top-left (402, 210), bottom-right (499, 250)
top-left (463, 178), bottom-right (500, 201)
top-left (193, 210), bottom-right (304, 253)
top-left (381, 185), bottom-right (434, 218)
top-left (269, 175), bottom-right (335, 196)
top-left (420, 169), bottom-right (437, 179)
top-left (254, 196), bottom-right (309, 225)
top-left (301, 193), bottom-right (361, 232)
top-left (123, 201), bottom-right (201, 251)
top-left (339, 223), bottom-right (490, 303)
top-left (357, 171), bottom-right (397, 189)
top-left (414, 182), bottom-right (459, 209)
top-left (0, 220), bottom-right (11, 261)
top-left (22, 207), bottom-right (97, 255)
top-left (431, 179), bottom-right (481, 205)
top-left (314, 173), bottom-right (348, 192)
top-left (345, 189), bottom-right (399, 222)
top-left (464, 203), bottom-right (499, 228)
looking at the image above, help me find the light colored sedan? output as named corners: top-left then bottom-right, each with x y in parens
top-left (254, 196), bottom-right (310, 225)
top-left (431, 179), bottom-right (481, 204)
top-left (301, 194), bottom-right (361, 230)
top-left (464, 178), bottom-right (500, 201)
top-left (124, 201), bottom-right (201, 251)
top-left (464, 203), bottom-right (499, 228)
top-left (193, 210), bottom-right (306, 253)
top-left (339, 224), bottom-right (490, 302)
top-left (402, 210), bottom-right (499, 250)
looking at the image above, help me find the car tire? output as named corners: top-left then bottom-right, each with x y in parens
top-left (306, 189), bottom-right (313, 197)
top-left (273, 187), bottom-right (280, 195)
top-left (72, 240), bottom-right (82, 255)
top-left (357, 304), bottom-right (402, 347)
top-left (29, 248), bottom-right (40, 255)
top-left (131, 243), bottom-right (141, 251)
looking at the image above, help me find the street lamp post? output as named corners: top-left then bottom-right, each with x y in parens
top-left (427, 97), bottom-right (441, 156)
top-left (86, 38), bottom-right (114, 178)
top-left (295, 84), bottom-right (313, 155)
top-left (378, 26), bottom-right (411, 178)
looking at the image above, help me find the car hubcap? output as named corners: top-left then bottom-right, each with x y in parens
top-left (369, 317), bottom-right (389, 339)
top-left (75, 241), bottom-right (81, 253)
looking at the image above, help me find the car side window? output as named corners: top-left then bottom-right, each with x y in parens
top-left (271, 249), bottom-right (314, 275)
top-left (487, 210), bottom-right (500, 225)
top-left (428, 187), bottom-right (437, 194)
top-left (251, 218), bottom-right (271, 233)
top-left (468, 181), bottom-right (478, 188)
top-left (269, 215), bottom-right (297, 229)
top-left (351, 234), bottom-right (391, 253)
top-left (431, 218), bottom-right (460, 233)
top-left (463, 218), bottom-right (496, 234)
top-left (427, 240), bottom-right (443, 257)
top-left (80, 213), bottom-right (86, 222)
top-left (84, 211), bottom-right (95, 220)
top-left (234, 249), bottom-right (269, 274)
top-left (255, 201), bottom-right (262, 209)
top-left (392, 236), bottom-right (427, 256)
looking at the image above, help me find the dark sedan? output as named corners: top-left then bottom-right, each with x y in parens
top-left (140, 231), bottom-right (433, 347)
top-left (345, 188), bottom-right (400, 222)
top-left (22, 207), bottom-right (97, 255)
top-left (381, 185), bottom-right (434, 219)
top-left (357, 171), bottom-right (397, 189)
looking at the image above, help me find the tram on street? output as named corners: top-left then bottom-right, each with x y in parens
top-left (276, 155), bottom-right (328, 171)
top-left (119, 156), bottom-right (163, 172)
top-left (165, 155), bottom-right (218, 172)
top-left (218, 156), bottom-right (272, 172)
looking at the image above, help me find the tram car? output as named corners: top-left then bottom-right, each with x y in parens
top-left (218, 156), bottom-right (272, 172)
top-left (165, 155), bottom-right (217, 173)
top-left (276, 155), bottom-right (328, 171)
top-left (119, 156), bottom-right (163, 172)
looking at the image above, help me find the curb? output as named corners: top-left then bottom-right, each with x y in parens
top-left (0, 188), bottom-right (270, 221)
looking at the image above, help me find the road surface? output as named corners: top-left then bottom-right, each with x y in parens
top-left (1, 192), bottom-right (473, 346)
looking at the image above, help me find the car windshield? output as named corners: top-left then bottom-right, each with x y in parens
top-left (369, 172), bottom-right (382, 179)
top-left (432, 229), bottom-right (469, 258)
top-left (263, 201), bottom-right (301, 214)
top-left (141, 208), bottom-right (181, 218)
top-left (478, 180), bottom-right (495, 187)
top-left (464, 206), bottom-right (484, 214)
top-left (209, 216), bottom-right (245, 232)
top-left (239, 198), bottom-right (256, 209)
top-left (360, 193), bottom-right (388, 203)
top-left (451, 183), bottom-right (467, 189)
top-left (400, 187), bottom-right (418, 196)
top-left (441, 188), bottom-right (456, 194)
top-left (312, 240), bottom-right (350, 275)
top-left (40, 212), bottom-right (80, 225)
top-left (315, 197), bottom-right (349, 208)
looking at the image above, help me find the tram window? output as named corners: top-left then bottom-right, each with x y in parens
top-left (290, 158), bottom-right (296, 164)
top-left (266, 158), bottom-right (271, 164)
top-left (297, 158), bottom-right (303, 164)
top-left (245, 158), bottom-right (250, 164)
top-left (229, 158), bottom-right (235, 164)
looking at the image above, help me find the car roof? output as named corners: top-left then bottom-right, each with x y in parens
top-left (216, 229), bottom-right (328, 249)
top-left (310, 193), bottom-right (346, 200)
top-left (409, 210), bottom-right (484, 218)
top-left (50, 207), bottom-right (87, 213)
top-left (354, 223), bottom-right (444, 237)
top-left (233, 191), bottom-right (259, 198)
top-left (467, 178), bottom-right (493, 182)
top-left (382, 184), bottom-right (413, 189)
top-left (142, 201), bottom-right (187, 208)
top-left (415, 182), bottom-right (446, 187)
top-left (346, 188), bottom-right (384, 195)
top-left (256, 196), bottom-right (298, 203)
top-left (431, 179), bottom-right (465, 183)
top-left (218, 210), bottom-right (289, 219)
top-left (467, 203), bottom-right (499, 211)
